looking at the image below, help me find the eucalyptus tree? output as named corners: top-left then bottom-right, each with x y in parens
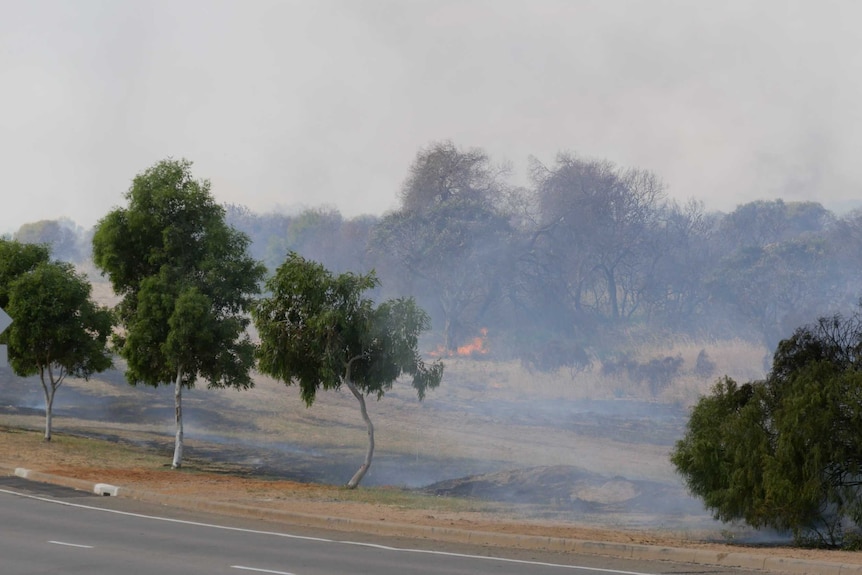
top-left (640, 199), bottom-right (715, 330)
top-left (253, 252), bottom-right (443, 488)
top-left (399, 140), bottom-right (500, 212)
top-left (5, 261), bottom-right (113, 440)
top-left (372, 141), bottom-right (514, 351)
top-left (373, 198), bottom-right (512, 351)
top-left (0, 239), bottom-right (50, 308)
top-left (529, 153), bottom-right (667, 323)
top-left (92, 158), bottom-right (265, 468)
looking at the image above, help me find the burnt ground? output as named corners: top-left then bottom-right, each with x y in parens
top-left (0, 364), bottom-right (710, 531)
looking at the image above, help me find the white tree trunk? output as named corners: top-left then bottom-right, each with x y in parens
top-left (43, 387), bottom-right (55, 442)
top-left (172, 366), bottom-right (184, 469)
top-left (346, 378), bottom-right (374, 489)
top-left (39, 366), bottom-right (57, 442)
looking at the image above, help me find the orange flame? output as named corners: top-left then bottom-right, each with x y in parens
top-left (456, 327), bottom-right (489, 356)
top-left (430, 328), bottom-right (489, 358)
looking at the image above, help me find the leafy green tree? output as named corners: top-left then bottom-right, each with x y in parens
top-left (672, 311), bottom-right (862, 546)
top-left (670, 377), bottom-right (771, 526)
top-left (5, 261), bottom-right (113, 440)
top-left (92, 158), bottom-right (265, 468)
top-left (253, 252), bottom-right (444, 488)
top-left (0, 240), bottom-right (50, 308)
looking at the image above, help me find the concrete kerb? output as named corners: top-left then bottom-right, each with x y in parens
top-left (12, 466), bottom-right (110, 495)
top-left (2, 464), bottom-right (862, 575)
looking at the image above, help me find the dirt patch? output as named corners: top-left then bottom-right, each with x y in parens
top-left (425, 466), bottom-right (688, 513)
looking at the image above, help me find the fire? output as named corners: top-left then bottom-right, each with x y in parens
top-left (430, 328), bottom-right (489, 358)
top-left (456, 328), bottom-right (489, 356)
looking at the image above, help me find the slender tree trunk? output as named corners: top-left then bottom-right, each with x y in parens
top-left (172, 366), bottom-right (184, 469)
top-left (605, 266), bottom-right (619, 320)
top-left (44, 388), bottom-right (55, 441)
top-left (39, 367), bottom-right (56, 442)
top-left (345, 378), bottom-right (374, 489)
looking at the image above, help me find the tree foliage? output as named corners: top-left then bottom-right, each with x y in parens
top-left (529, 154), bottom-right (667, 323)
top-left (0, 240), bottom-right (50, 308)
top-left (672, 311), bottom-right (862, 546)
top-left (4, 258), bottom-right (113, 440)
top-left (92, 158), bottom-right (265, 467)
top-left (373, 141), bottom-right (513, 351)
top-left (115, 146), bottom-right (862, 367)
top-left (717, 199), bottom-right (834, 252)
top-left (17, 141), bottom-right (862, 375)
top-left (14, 218), bottom-right (86, 262)
top-left (253, 252), bottom-right (443, 487)
top-left (373, 196), bottom-right (512, 351)
top-left (399, 140), bottom-right (501, 214)
top-left (708, 237), bottom-right (840, 352)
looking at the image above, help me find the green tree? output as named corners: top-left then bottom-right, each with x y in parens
top-left (5, 261), bottom-right (113, 440)
top-left (253, 252), bottom-right (443, 488)
top-left (672, 312), bottom-right (862, 546)
top-left (670, 377), bottom-right (772, 526)
top-left (0, 240), bottom-right (50, 308)
top-left (92, 158), bottom-right (265, 468)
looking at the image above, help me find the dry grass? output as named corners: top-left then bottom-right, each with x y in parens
top-left (28, 335), bottom-right (770, 485)
top-left (430, 337), bottom-right (767, 406)
top-left (80, 274), bottom-right (768, 408)
top-left (4, 275), bottom-right (775, 531)
top-left (0, 425), bottom-right (497, 515)
top-left (0, 425), bottom-right (168, 471)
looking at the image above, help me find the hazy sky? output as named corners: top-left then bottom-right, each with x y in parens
top-left (2, 0), bottom-right (861, 234)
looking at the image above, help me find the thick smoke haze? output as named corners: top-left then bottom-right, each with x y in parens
top-left (2, 0), bottom-right (861, 234)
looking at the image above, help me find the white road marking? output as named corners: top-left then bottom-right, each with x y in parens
top-left (1, 488), bottom-right (657, 575)
top-left (232, 566), bottom-right (296, 575)
top-left (49, 540), bottom-right (94, 549)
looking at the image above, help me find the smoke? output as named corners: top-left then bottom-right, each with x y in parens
top-left (3, 1), bottom-right (862, 233)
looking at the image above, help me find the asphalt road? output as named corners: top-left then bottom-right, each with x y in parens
top-left (0, 478), bottom-right (763, 575)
